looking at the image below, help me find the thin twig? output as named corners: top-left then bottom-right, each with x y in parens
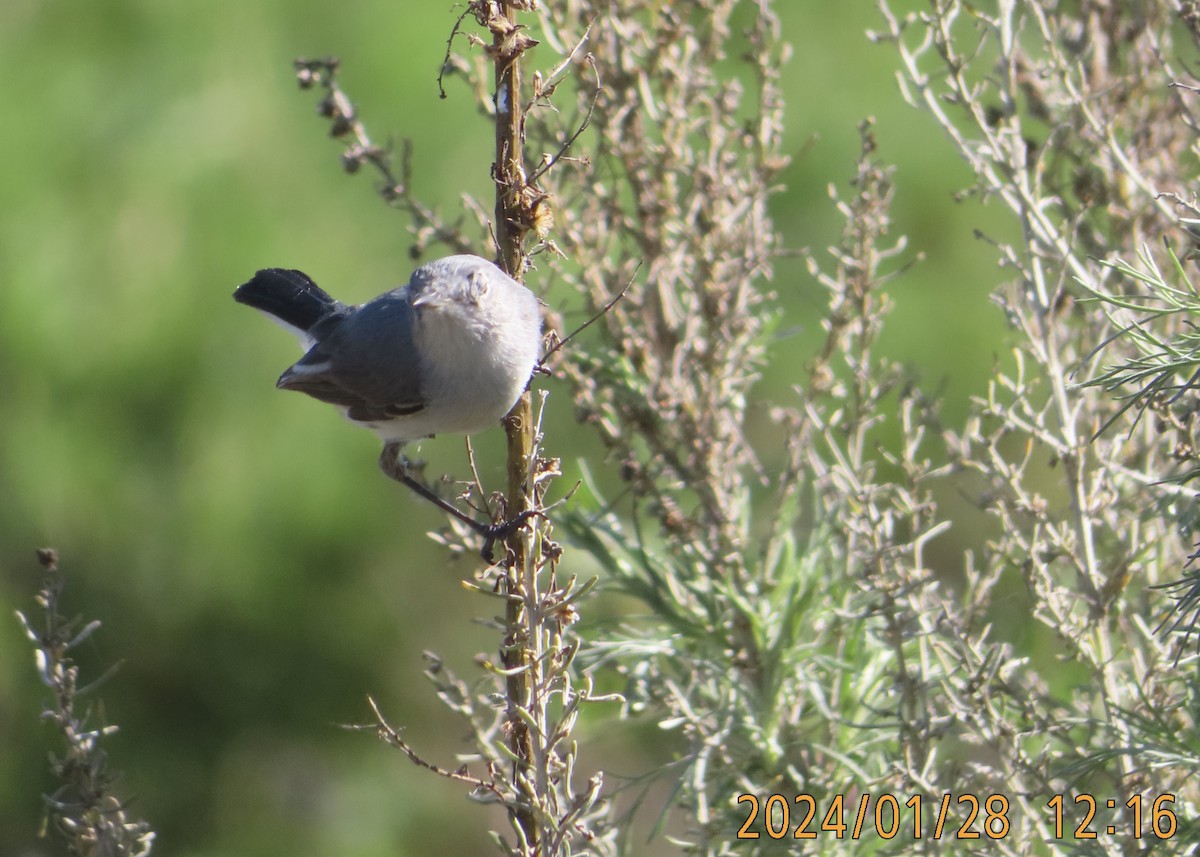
top-left (540, 262), bottom-right (639, 365)
top-left (437, 7), bottom-right (477, 99)
top-left (529, 53), bottom-right (601, 185)
top-left (355, 696), bottom-right (501, 792)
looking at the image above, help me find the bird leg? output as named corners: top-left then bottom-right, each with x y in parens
top-left (377, 442), bottom-right (536, 562)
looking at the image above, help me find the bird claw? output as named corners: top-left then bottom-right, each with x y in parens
top-left (378, 445), bottom-right (540, 563)
top-left (479, 510), bottom-right (540, 562)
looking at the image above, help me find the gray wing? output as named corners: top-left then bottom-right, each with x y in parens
top-left (276, 292), bottom-right (426, 422)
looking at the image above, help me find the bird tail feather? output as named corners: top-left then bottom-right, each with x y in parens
top-left (233, 269), bottom-right (339, 336)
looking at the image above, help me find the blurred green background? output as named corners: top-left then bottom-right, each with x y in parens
top-left (0, 2), bottom-right (1011, 855)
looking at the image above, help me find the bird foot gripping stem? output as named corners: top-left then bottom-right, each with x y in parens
top-left (377, 442), bottom-right (538, 562)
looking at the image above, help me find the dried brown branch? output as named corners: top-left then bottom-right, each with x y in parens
top-left (17, 550), bottom-right (155, 857)
top-left (293, 57), bottom-right (476, 256)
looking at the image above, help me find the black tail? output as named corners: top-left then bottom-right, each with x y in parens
top-left (233, 269), bottom-right (339, 333)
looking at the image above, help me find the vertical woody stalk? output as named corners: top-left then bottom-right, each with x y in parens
top-left (489, 1), bottom-right (538, 851)
top-left (290, 6), bottom-right (604, 853)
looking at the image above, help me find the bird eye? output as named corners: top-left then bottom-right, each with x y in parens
top-left (467, 270), bottom-right (489, 302)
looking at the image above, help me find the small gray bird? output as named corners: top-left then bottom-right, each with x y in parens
top-left (235, 255), bottom-right (543, 555)
top-left (234, 254), bottom-right (542, 443)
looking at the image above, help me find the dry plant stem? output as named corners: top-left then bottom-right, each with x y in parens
top-left (295, 7), bottom-right (607, 851)
top-left (17, 549), bottom-right (155, 857)
top-left (491, 1), bottom-right (539, 851)
top-left (293, 57), bottom-right (476, 255)
top-left (879, 0), bottom-right (1139, 777)
top-left (362, 696), bottom-right (499, 793)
